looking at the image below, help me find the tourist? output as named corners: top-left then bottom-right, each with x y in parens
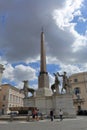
top-left (59, 109), bottom-right (63, 121)
top-left (32, 108), bottom-right (39, 121)
top-left (32, 109), bottom-right (36, 119)
top-left (50, 110), bottom-right (54, 121)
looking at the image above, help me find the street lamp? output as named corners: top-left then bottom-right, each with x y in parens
top-left (0, 87), bottom-right (1, 91)
top-left (0, 64), bottom-right (5, 86)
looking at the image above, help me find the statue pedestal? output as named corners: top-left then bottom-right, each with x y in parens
top-left (52, 94), bottom-right (76, 118)
top-left (24, 93), bottom-right (76, 118)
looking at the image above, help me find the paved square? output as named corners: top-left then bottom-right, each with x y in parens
top-left (0, 116), bottom-right (87, 130)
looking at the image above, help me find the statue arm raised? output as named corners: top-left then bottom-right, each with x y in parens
top-left (53, 73), bottom-right (56, 76)
top-left (57, 72), bottom-right (63, 77)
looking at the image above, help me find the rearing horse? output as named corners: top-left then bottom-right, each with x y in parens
top-left (20, 80), bottom-right (35, 98)
top-left (51, 73), bottom-right (60, 94)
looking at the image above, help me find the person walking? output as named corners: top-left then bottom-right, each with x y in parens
top-left (59, 109), bottom-right (63, 121)
top-left (50, 110), bottom-right (54, 121)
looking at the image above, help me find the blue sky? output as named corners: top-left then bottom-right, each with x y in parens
top-left (0, 0), bottom-right (87, 91)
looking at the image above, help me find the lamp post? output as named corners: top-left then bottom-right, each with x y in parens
top-left (0, 64), bottom-right (5, 85)
top-left (2, 104), bottom-right (5, 115)
top-left (0, 86), bottom-right (2, 91)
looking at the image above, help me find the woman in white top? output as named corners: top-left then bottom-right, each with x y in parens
top-left (59, 109), bottom-right (63, 121)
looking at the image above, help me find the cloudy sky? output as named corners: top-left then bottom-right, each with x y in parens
top-left (0, 0), bottom-right (87, 90)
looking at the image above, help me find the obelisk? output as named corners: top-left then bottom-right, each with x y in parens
top-left (40, 30), bottom-right (47, 74)
top-left (37, 30), bottom-right (52, 96)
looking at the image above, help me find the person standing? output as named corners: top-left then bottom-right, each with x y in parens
top-left (32, 108), bottom-right (37, 120)
top-left (50, 110), bottom-right (54, 121)
top-left (57, 72), bottom-right (68, 93)
top-left (59, 109), bottom-right (63, 121)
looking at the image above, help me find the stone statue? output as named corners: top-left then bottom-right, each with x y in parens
top-left (51, 73), bottom-right (60, 94)
top-left (57, 72), bottom-right (70, 93)
top-left (20, 80), bottom-right (35, 98)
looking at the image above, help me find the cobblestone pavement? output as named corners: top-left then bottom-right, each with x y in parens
top-left (0, 116), bottom-right (87, 130)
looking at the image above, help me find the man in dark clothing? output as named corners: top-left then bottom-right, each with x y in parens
top-left (50, 110), bottom-right (54, 121)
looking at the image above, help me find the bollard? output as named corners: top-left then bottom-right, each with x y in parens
top-left (10, 114), bottom-right (13, 121)
top-left (26, 115), bottom-right (30, 121)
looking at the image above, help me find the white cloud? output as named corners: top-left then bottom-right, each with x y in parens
top-left (0, 0), bottom-right (87, 88)
top-left (14, 65), bottom-right (37, 81)
top-left (25, 56), bottom-right (40, 64)
top-left (78, 17), bottom-right (87, 22)
top-left (3, 64), bottom-right (14, 81)
top-left (72, 35), bottom-right (87, 52)
top-left (0, 56), bottom-right (7, 65)
top-left (47, 56), bottom-right (60, 65)
top-left (3, 63), bottom-right (37, 85)
top-left (52, 0), bottom-right (87, 62)
top-left (15, 81), bottom-right (24, 89)
top-left (0, 0), bottom-right (86, 65)
top-left (59, 64), bottom-right (81, 75)
top-left (53, 0), bottom-right (83, 30)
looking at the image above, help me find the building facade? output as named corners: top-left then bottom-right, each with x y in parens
top-left (69, 72), bottom-right (87, 113)
top-left (0, 84), bottom-right (24, 114)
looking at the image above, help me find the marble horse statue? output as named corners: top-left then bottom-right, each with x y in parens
top-left (20, 80), bottom-right (35, 98)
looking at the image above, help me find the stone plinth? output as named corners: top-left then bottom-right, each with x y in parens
top-left (35, 96), bottom-right (52, 114)
top-left (52, 94), bottom-right (76, 118)
top-left (24, 93), bottom-right (76, 118)
top-left (24, 97), bottom-right (35, 107)
top-left (24, 96), bottom-right (52, 115)
top-left (36, 88), bottom-right (52, 97)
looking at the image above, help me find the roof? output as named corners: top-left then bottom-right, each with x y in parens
top-left (1, 84), bottom-right (21, 92)
top-left (70, 72), bottom-right (87, 77)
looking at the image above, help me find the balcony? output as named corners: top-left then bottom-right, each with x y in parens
top-left (73, 98), bottom-right (85, 104)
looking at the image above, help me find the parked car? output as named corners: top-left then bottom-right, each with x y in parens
top-left (77, 110), bottom-right (87, 115)
top-left (8, 111), bottom-right (18, 116)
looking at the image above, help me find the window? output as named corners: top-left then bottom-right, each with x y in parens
top-left (10, 94), bottom-right (13, 102)
top-left (9, 104), bottom-right (11, 107)
top-left (3, 95), bottom-right (6, 100)
top-left (78, 106), bottom-right (81, 111)
top-left (74, 78), bottom-right (78, 82)
top-left (74, 87), bottom-right (80, 95)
